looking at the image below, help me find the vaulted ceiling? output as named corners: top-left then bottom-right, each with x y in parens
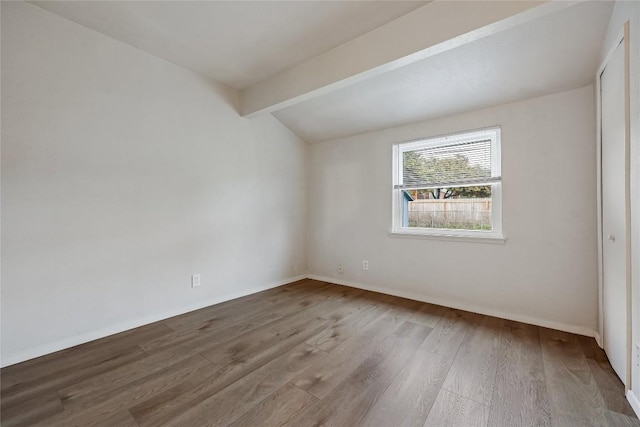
top-left (31, 1), bottom-right (614, 143)
top-left (30, 1), bottom-right (426, 89)
top-left (274, 1), bottom-right (613, 142)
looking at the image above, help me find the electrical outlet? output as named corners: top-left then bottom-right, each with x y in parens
top-left (636, 343), bottom-right (640, 367)
top-left (191, 274), bottom-right (201, 288)
top-left (337, 265), bottom-right (344, 275)
top-left (362, 260), bottom-right (369, 270)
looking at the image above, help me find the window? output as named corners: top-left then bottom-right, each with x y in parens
top-left (392, 127), bottom-right (502, 240)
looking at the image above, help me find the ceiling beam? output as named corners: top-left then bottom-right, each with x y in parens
top-left (241, 0), bottom-right (580, 118)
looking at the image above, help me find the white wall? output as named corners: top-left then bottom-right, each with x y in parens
top-left (308, 86), bottom-right (597, 335)
top-left (0, 1), bottom-right (307, 366)
top-left (600, 0), bottom-right (640, 409)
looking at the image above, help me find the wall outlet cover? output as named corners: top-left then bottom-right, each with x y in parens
top-left (191, 274), bottom-right (201, 288)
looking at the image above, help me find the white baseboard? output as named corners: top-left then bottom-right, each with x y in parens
top-left (307, 274), bottom-right (597, 338)
top-left (594, 331), bottom-right (603, 348)
top-left (1, 272), bottom-right (599, 368)
top-left (0, 275), bottom-right (306, 368)
top-left (627, 390), bottom-right (640, 419)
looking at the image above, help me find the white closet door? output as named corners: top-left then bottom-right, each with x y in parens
top-left (600, 39), bottom-right (627, 384)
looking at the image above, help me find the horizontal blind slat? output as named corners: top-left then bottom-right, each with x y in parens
top-left (402, 139), bottom-right (495, 187)
top-left (394, 176), bottom-right (501, 190)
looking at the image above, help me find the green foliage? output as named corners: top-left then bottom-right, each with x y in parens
top-left (404, 151), bottom-right (491, 199)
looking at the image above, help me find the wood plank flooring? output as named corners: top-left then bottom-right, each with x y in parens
top-left (1, 279), bottom-right (638, 427)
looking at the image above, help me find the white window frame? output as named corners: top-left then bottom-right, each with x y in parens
top-left (391, 127), bottom-right (504, 242)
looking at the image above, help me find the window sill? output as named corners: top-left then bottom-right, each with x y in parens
top-left (389, 230), bottom-right (506, 244)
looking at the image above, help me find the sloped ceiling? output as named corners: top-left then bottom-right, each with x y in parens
top-left (31, 1), bottom-right (613, 143)
top-left (30, 0), bottom-right (426, 89)
top-left (274, 1), bottom-right (613, 142)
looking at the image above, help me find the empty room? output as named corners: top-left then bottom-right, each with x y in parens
top-left (1, 0), bottom-right (639, 426)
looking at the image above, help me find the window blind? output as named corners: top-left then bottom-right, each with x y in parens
top-left (396, 139), bottom-right (500, 190)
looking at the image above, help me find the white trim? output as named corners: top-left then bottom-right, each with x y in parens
top-left (2, 272), bottom-right (602, 368)
top-left (392, 142), bottom-right (402, 230)
top-left (0, 274), bottom-right (307, 368)
top-left (627, 389), bottom-right (640, 419)
top-left (391, 126), bottom-right (503, 239)
top-left (391, 221), bottom-right (505, 240)
top-left (393, 126), bottom-right (501, 152)
top-left (388, 231), bottom-right (505, 244)
top-left (307, 274), bottom-right (597, 338)
top-left (623, 20), bottom-right (633, 394)
top-left (596, 33), bottom-right (606, 365)
top-left (594, 331), bottom-right (603, 349)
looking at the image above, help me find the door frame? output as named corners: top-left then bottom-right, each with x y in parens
top-left (596, 22), bottom-right (632, 390)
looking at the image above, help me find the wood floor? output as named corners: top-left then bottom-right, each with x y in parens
top-left (2, 279), bottom-right (638, 427)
